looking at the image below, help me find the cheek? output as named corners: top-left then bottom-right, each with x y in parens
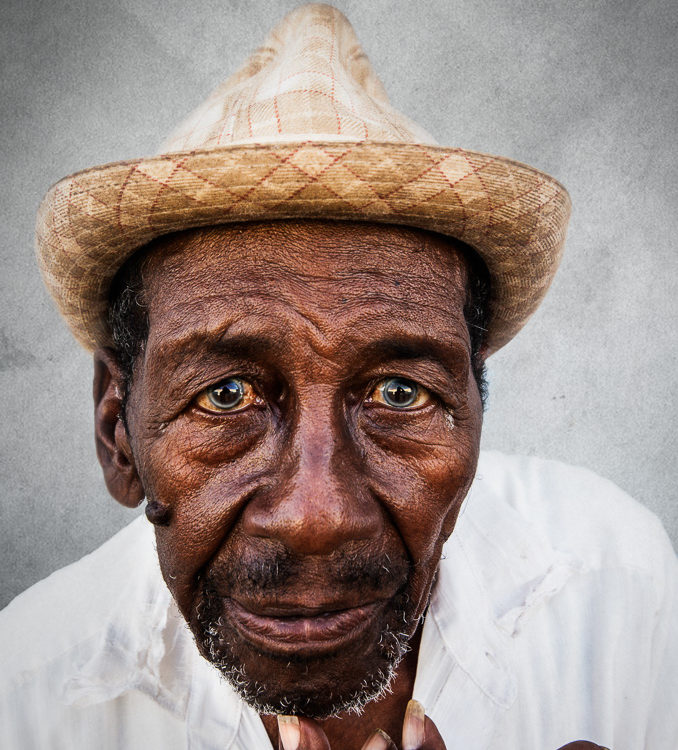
top-left (134, 415), bottom-right (273, 615)
top-left (361, 411), bottom-right (480, 614)
top-left (369, 449), bottom-right (476, 554)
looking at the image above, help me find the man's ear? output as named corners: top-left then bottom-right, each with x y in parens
top-left (93, 347), bottom-right (145, 507)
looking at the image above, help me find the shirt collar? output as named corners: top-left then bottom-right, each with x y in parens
top-left (413, 451), bottom-right (583, 746)
top-left (60, 517), bottom-right (245, 748)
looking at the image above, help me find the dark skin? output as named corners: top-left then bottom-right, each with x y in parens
top-left (93, 221), bottom-right (608, 750)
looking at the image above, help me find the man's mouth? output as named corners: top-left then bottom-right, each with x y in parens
top-left (223, 596), bottom-right (388, 657)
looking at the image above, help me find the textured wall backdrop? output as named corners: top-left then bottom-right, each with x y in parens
top-left (1, 0), bottom-right (676, 608)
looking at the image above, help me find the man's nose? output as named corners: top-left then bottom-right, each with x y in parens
top-left (241, 404), bottom-right (382, 555)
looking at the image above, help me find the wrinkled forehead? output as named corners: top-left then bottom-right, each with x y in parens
top-left (125, 221), bottom-right (479, 388)
top-left (139, 221), bottom-right (472, 327)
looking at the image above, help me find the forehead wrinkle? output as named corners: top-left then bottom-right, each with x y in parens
top-left (278, 288), bottom-right (469, 354)
top-left (334, 325), bottom-right (472, 374)
top-left (265, 255), bottom-right (460, 300)
top-left (139, 221), bottom-right (473, 374)
top-left (144, 279), bottom-right (468, 372)
top-left (146, 300), bottom-right (290, 366)
top-left (269, 265), bottom-right (464, 320)
top-left (145, 290), bottom-right (348, 373)
top-left (275, 304), bottom-right (472, 379)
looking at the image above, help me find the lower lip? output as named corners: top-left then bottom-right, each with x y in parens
top-left (224, 599), bottom-right (385, 656)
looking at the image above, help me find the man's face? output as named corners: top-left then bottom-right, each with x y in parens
top-left (121, 221), bottom-right (483, 717)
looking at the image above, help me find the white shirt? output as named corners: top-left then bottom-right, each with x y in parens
top-left (1, 452), bottom-right (676, 750)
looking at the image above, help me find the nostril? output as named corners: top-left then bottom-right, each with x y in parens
top-left (242, 476), bottom-right (382, 556)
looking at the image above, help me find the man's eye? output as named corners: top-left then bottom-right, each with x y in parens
top-left (195, 378), bottom-right (260, 413)
top-left (368, 377), bottom-right (430, 409)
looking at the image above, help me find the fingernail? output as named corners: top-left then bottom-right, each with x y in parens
top-left (402, 699), bottom-right (425, 750)
top-left (362, 728), bottom-right (392, 750)
top-left (277, 715), bottom-right (300, 750)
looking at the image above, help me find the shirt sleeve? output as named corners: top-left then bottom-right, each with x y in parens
top-left (643, 524), bottom-right (678, 748)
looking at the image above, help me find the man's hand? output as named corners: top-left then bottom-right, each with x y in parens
top-left (276, 700), bottom-right (443, 749)
top-left (275, 700), bottom-right (610, 750)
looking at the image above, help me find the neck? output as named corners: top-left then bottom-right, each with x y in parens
top-left (261, 625), bottom-right (422, 750)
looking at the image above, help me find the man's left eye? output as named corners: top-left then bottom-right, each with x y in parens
top-left (367, 377), bottom-right (430, 409)
top-left (195, 378), bottom-right (260, 413)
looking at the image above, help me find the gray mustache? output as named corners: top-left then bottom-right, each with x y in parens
top-left (205, 545), bottom-right (411, 597)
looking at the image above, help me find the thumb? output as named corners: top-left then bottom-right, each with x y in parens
top-left (402, 700), bottom-right (447, 750)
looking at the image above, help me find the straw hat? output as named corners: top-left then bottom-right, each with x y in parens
top-left (36, 3), bottom-right (570, 354)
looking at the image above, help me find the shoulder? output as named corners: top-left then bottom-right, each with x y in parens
top-left (473, 450), bottom-right (676, 585)
top-left (0, 517), bottom-right (197, 746)
top-left (457, 453), bottom-right (678, 743)
top-left (0, 514), bottom-right (161, 683)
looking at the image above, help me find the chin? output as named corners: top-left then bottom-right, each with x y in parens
top-left (191, 579), bottom-right (417, 719)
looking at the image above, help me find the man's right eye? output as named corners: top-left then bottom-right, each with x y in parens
top-left (195, 378), bottom-right (261, 413)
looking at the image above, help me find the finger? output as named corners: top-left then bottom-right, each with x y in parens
top-left (277, 715), bottom-right (331, 750)
top-left (402, 700), bottom-right (447, 750)
top-left (402, 699), bottom-right (425, 750)
top-left (361, 728), bottom-right (397, 750)
top-left (556, 743), bottom-right (610, 750)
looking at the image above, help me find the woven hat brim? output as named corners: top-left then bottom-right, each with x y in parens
top-left (36, 140), bottom-right (570, 354)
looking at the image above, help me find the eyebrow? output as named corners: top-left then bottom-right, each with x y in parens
top-left (151, 328), bottom-right (469, 386)
top-left (148, 332), bottom-right (284, 400)
top-left (358, 335), bottom-right (470, 370)
top-left (154, 331), bottom-right (281, 365)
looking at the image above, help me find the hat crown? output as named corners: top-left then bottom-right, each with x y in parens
top-left (162, 3), bottom-right (436, 152)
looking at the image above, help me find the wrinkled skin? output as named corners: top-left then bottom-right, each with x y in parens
top-left (94, 221), bottom-right (607, 750)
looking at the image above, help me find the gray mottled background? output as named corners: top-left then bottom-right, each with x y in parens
top-left (1, 0), bottom-right (676, 609)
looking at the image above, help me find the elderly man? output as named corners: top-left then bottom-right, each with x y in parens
top-left (1, 4), bottom-right (676, 750)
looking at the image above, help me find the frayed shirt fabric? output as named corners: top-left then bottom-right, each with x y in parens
top-left (1, 452), bottom-right (676, 750)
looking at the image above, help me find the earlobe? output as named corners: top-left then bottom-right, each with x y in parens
top-left (93, 348), bottom-right (145, 507)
